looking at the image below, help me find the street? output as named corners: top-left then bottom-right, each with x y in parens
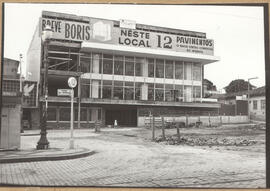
top-left (0, 124), bottom-right (266, 188)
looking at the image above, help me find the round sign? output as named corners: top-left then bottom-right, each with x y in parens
top-left (68, 77), bottom-right (77, 88)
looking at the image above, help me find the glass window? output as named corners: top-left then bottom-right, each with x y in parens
top-left (193, 63), bottom-right (201, 81)
top-left (175, 85), bottom-right (183, 102)
top-left (184, 62), bottom-right (192, 80)
top-left (103, 54), bottom-right (113, 74)
top-left (80, 56), bottom-right (91, 73)
top-left (155, 84), bottom-right (164, 101)
top-left (98, 108), bottom-right (102, 120)
top-left (135, 57), bottom-right (144, 76)
top-left (193, 86), bottom-right (201, 98)
top-left (165, 84), bottom-right (174, 101)
top-left (148, 58), bottom-right (154, 77)
top-left (175, 61), bottom-right (183, 79)
top-left (114, 55), bottom-right (123, 75)
top-left (261, 100), bottom-right (265, 110)
top-left (113, 81), bottom-right (123, 100)
top-left (165, 60), bottom-right (174, 79)
top-left (81, 79), bottom-right (90, 98)
top-left (124, 82), bottom-right (134, 100)
top-left (59, 108), bottom-right (70, 121)
top-left (125, 56), bottom-right (134, 76)
top-left (88, 109), bottom-right (92, 121)
top-left (148, 83), bottom-right (154, 101)
top-left (74, 108), bottom-right (87, 121)
top-left (253, 100), bottom-right (258, 110)
top-left (47, 107), bottom-right (57, 121)
top-left (156, 59), bottom-right (164, 78)
top-left (135, 82), bottom-right (142, 100)
top-left (102, 80), bottom-right (112, 99)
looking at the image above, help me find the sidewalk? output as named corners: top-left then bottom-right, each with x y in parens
top-left (0, 130), bottom-right (96, 163)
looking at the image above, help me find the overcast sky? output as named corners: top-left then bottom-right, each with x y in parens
top-left (4, 3), bottom-right (265, 91)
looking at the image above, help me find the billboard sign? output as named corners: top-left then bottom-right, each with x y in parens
top-left (40, 16), bottom-right (214, 55)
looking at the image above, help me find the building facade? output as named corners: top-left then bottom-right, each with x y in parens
top-left (26, 11), bottom-right (220, 128)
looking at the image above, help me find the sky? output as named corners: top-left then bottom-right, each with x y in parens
top-left (3, 3), bottom-right (266, 91)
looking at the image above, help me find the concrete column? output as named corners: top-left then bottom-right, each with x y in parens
top-left (91, 80), bottom-right (99, 98)
top-left (141, 84), bottom-right (148, 100)
top-left (142, 59), bottom-right (148, 77)
top-left (92, 54), bottom-right (100, 73)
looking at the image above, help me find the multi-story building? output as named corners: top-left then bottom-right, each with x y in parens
top-left (26, 11), bottom-right (220, 128)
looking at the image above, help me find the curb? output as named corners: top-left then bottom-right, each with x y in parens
top-left (0, 149), bottom-right (96, 164)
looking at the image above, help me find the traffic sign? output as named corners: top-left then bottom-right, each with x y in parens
top-left (57, 89), bottom-right (72, 96)
top-left (68, 77), bottom-right (77, 88)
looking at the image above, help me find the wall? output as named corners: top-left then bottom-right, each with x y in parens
top-left (138, 115), bottom-right (248, 126)
top-left (249, 96), bottom-right (265, 121)
top-left (26, 24), bottom-right (41, 82)
top-left (0, 105), bottom-right (21, 149)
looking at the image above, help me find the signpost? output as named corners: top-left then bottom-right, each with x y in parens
top-left (67, 77), bottom-right (77, 149)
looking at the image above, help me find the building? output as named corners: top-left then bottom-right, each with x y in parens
top-left (26, 11), bottom-right (220, 128)
top-left (212, 86), bottom-right (265, 120)
top-left (1, 58), bottom-right (21, 149)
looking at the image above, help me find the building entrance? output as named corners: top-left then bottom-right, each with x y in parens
top-left (105, 108), bottom-right (137, 127)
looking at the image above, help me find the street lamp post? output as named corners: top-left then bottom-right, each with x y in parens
top-left (37, 25), bottom-right (52, 150)
top-left (247, 77), bottom-right (258, 122)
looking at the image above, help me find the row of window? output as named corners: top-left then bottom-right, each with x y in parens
top-left (80, 52), bottom-right (202, 81)
top-left (47, 107), bottom-right (102, 122)
top-left (252, 100), bottom-right (265, 110)
top-left (81, 80), bottom-right (201, 102)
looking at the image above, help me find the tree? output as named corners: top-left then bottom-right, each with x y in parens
top-left (225, 79), bottom-right (256, 93)
top-left (203, 79), bottom-right (217, 98)
top-left (203, 79), bottom-right (217, 91)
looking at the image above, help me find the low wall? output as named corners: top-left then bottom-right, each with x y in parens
top-left (138, 115), bottom-right (249, 127)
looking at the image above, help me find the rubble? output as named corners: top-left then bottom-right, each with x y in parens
top-left (154, 135), bottom-right (257, 146)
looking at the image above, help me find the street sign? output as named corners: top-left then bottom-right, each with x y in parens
top-left (57, 89), bottom-right (72, 96)
top-left (68, 77), bottom-right (77, 88)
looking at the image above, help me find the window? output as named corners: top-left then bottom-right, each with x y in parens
top-left (135, 57), bottom-right (144, 76)
top-left (165, 84), bottom-right (174, 101)
top-left (135, 82), bottom-right (142, 100)
top-left (175, 85), bottom-right (183, 102)
top-left (148, 58), bottom-right (154, 77)
top-left (253, 100), bottom-right (258, 110)
top-left (155, 83), bottom-right (164, 101)
top-left (59, 108), bottom-right (70, 121)
top-left (102, 80), bottom-right (112, 99)
top-left (103, 54), bottom-right (113, 74)
top-left (114, 55), bottom-right (123, 75)
top-left (47, 108), bottom-right (57, 121)
top-left (193, 86), bottom-right (201, 99)
top-left (74, 108), bottom-right (87, 121)
top-left (175, 61), bottom-right (183, 79)
top-left (80, 56), bottom-right (91, 73)
top-left (113, 81), bottom-right (123, 100)
top-left (148, 83), bottom-right (154, 101)
top-left (156, 59), bottom-right (164, 78)
top-left (125, 56), bottom-right (134, 76)
top-left (124, 82), bottom-right (134, 100)
top-left (81, 79), bottom-right (90, 98)
top-left (165, 60), bottom-right (173, 79)
top-left (192, 63), bottom-right (201, 81)
top-left (261, 100), bottom-right (265, 110)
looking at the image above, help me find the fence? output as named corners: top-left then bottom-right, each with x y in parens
top-left (139, 115), bottom-right (248, 127)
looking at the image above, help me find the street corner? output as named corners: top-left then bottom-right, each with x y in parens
top-left (0, 147), bottom-right (96, 164)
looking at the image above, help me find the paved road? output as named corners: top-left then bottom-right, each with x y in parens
top-left (0, 128), bottom-right (266, 188)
